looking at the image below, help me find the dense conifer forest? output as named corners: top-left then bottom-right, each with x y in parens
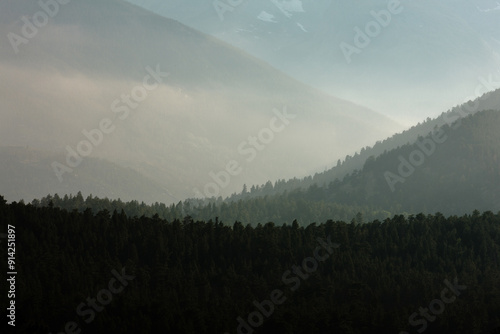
top-left (2, 197), bottom-right (499, 333)
top-left (2, 1), bottom-right (500, 333)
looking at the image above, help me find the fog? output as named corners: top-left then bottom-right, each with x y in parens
top-left (0, 0), bottom-right (401, 202)
top-left (125, 0), bottom-right (500, 125)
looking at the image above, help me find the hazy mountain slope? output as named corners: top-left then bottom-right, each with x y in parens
top-left (125, 0), bottom-right (500, 124)
top-left (325, 109), bottom-right (500, 214)
top-left (224, 89), bottom-right (500, 201)
top-left (0, 0), bottom-right (400, 203)
top-left (310, 88), bottom-right (500, 190)
top-left (180, 109), bottom-right (500, 223)
top-left (0, 146), bottom-right (174, 203)
top-left (26, 109), bottom-right (500, 224)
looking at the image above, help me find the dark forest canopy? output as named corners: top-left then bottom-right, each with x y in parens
top-left (1, 198), bottom-right (499, 333)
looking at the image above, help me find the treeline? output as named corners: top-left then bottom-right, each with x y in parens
top-left (33, 191), bottom-right (394, 226)
top-left (31, 110), bottom-right (500, 225)
top-left (220, 109), bottom-right (500, 219)
top-left (1, 197), bottom-right (499, 333)
top-left (226, 90), bottom-right (500, 203)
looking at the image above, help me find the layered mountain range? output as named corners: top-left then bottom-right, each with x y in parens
top-left (0, 0), bottom-right (400, 203)
top-left (125, 0), bottom-right (500, 123)
top-left (1, 0), bottom-right (499, 214)
top-left (33, 95), bottom-right (500, 223)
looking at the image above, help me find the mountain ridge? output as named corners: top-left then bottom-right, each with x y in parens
top-left (222, 89), bottom-right (500, 202)
top-left (125, 0), bottom-right (500, 123)
top-left (32, 108), bottom-right (500, 225)
top-left (0, 0), bottom-right (401, 202)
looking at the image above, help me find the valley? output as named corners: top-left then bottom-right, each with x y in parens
top-left (0, 1), bottom-right (499, 333)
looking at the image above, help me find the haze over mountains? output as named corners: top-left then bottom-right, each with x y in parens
top-left (236, 88), bottom-right (500, 200)
top-left (43, 95), bottom-right (500, 225)
top-left (2, 3), bottom-right (500, 333)
top-left (125, 0), bottom-right (500, 124)
top-left (0, 0), bottom-right (400, 203)
top-left (0, 146), bottom-right (171, 203)
top-left (2, 2), bottom-right (500, 334)
top-left (1, 0), bottom-right (499, 209)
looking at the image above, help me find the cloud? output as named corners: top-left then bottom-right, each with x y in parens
top-left (477, 2), bottom-right (500, 12)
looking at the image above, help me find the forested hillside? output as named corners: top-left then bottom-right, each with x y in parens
top-left (36, 109), bottom-right (500, 225)
top-left (225, 89), bottom-right (500, 202)
top-left (1, 199), bottom-right (499, 333)
top-left (326, 109), bottom-right (500, 214)
top-left (2, 2), bottom-right (499, 334)
top-left (33, 191), bottom-right (393, 226)
top-left (205, 109), bottom-right (500, 223)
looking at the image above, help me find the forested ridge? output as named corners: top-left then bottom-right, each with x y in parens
top-left (230, 109), bottom-right (500, 216)
top-left (225, 91), bottom-right (500, 202)
top-left (34, 110), bottom-right (500, 226)
top-left (2, 2), bottom-right (500, 334)
top-left (2, 197), bottom-right (499, 333)
top-left (33, 191), bottom-right (394, 227)
top-left (4, 100), bottom-right (500, 334)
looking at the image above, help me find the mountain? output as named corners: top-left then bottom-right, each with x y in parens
top-left (0, 0), bottom-right (401, 203)
top-left (124, 0), bottom-right (500, 124)
top-left (187, 108), bottom-right (500, 223)
top-left (357, 109), bottom-right (500, 213)
top-left (0, 146), bottom-right (173, 203)
top-left (33, 96), bottom-right (500, 224)
top-left (223, 88), bottom-right (500, 201)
